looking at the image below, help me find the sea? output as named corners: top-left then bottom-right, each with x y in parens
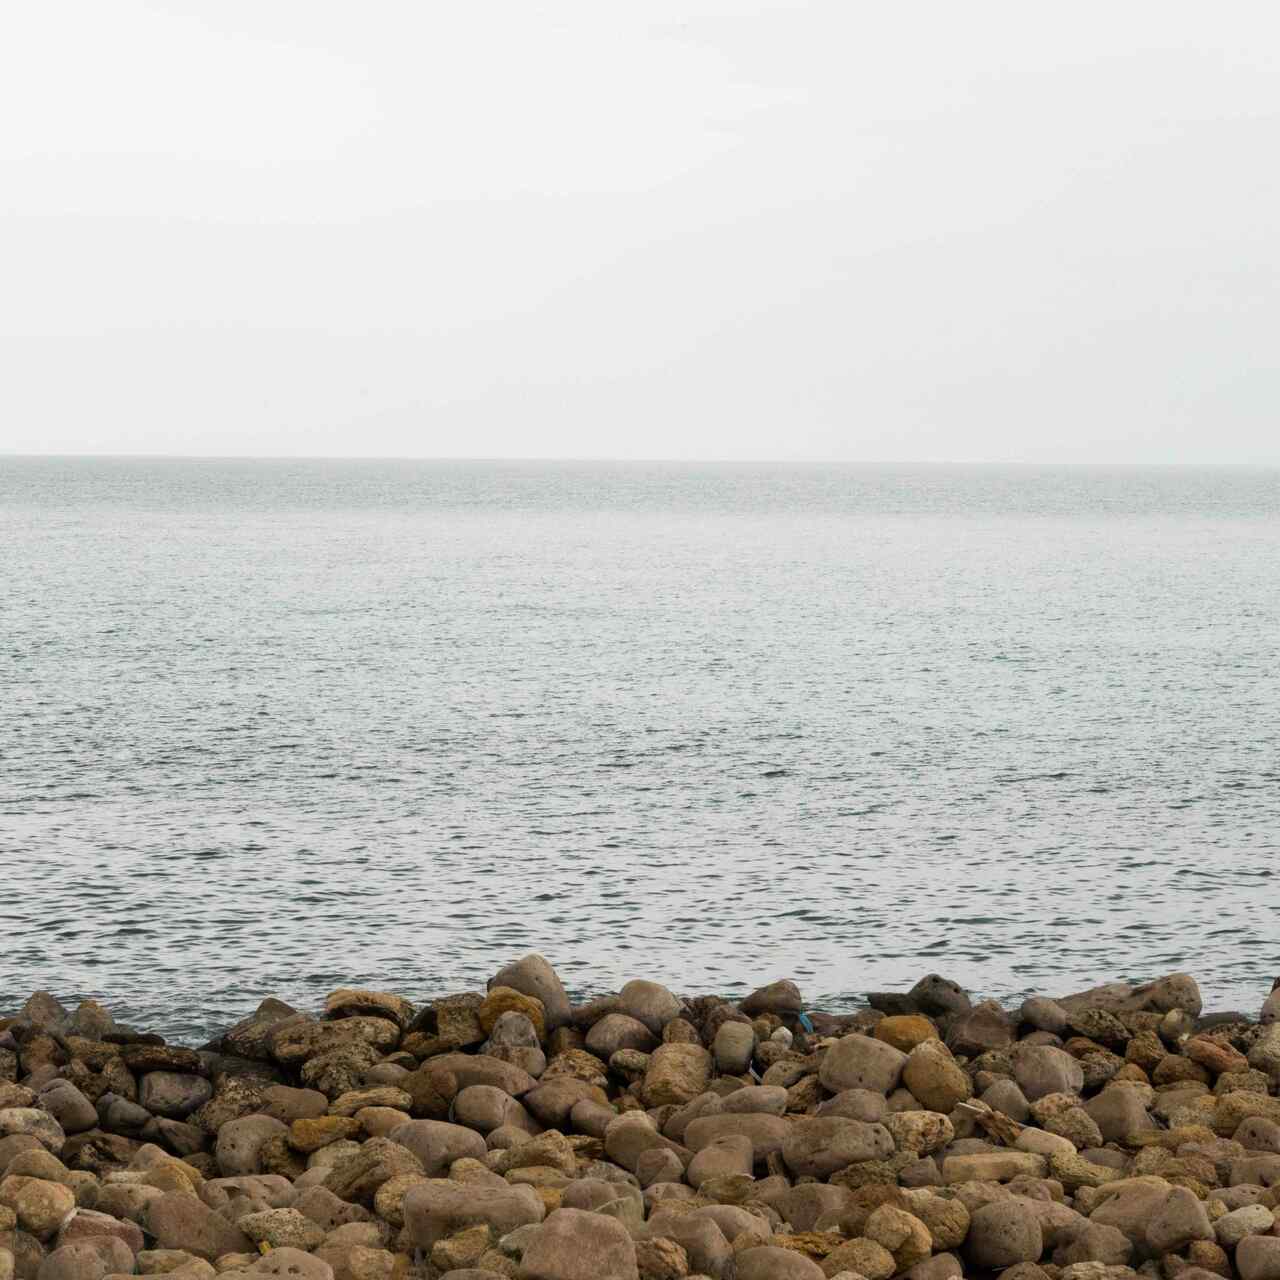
top-left (2, 457), bottom-right (1278, 1041)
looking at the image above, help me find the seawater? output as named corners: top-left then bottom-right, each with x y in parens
top-left (2, 458), bottom-right (1278, 1040)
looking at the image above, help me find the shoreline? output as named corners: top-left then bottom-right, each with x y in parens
top-left (3, 958), bottom-right (1280, 1280)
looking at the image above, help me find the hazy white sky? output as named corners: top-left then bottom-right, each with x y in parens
top-left (2, 1), bottom-right (1278, 461)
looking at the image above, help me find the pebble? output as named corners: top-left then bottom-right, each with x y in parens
top-left (2, 962), bottom-right (1279, 1280)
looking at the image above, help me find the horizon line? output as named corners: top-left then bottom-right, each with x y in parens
top-left (6, 451), bottom-right (1280, 468)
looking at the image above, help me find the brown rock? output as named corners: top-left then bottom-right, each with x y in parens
top-left (145, 1193), bottom-right (251, 1261)
top-left (642, 1046), bottom-right (712, 1108)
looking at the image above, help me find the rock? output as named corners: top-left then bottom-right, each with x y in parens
top-left (36, 1238), bottom-right (134, 1280)
top-left (237, 1208), bottom-right (325, 1252)
top-left (386, 1120), bottom-right (485, 1176)
top-left (1077, 1093), bottom-right (1144, 1149)
top-left (883, 1111), bottom-right (954, 1156)
top-left (865, 1204), bottom-right (932, 1274)
top-left (214, 1117), bottom-right (286, 1177)
top-left (641, 1045), bottom-right (712, 1108)
top-left (0, 1114), bottom-right (64, 1156)
top-left (1145, 1186), bottom-right (1213, 1254)
top-left (947, 1001), bottom-right (1015, 1057)
top-left (819, 1036), bottom-right (907, 1096)
top-left (734, 1246), bottom-right (824, 1280)
top-left (517, 1208), bottom-right (638, 1280)
top-left (683, 1114), bottom-right (791, 1162)
top-left (941, 1151), bottom-right (1046, 1183)
top-left (874, 1017), bottom-right (938, 1054)
top-left (643, 1210), bottom-right (730, 1280)
top-left (139, 1074), bottom-right (212, 1120)
top-left (145, 1193), bottom-right (251, 1261)
top-left (616, 983), bottom-right (681, 1038)
top-left (719, 1085), bottom-right (786, 1116)
top-left (740, 982), bottom-right (803, 1020)
top-left (782, 1118), bottom-right (895, 1178)
top-left (402, 1179), bottom-right (544, 1249)
top-left (12, 1181), bottom-right (73, 1242)
top-left (711, 1025), bottom-right (754, 1076)
top-left (1215, 1204), bottom-right (1275, 1248)
top-left (1014, 1046), bottom-right (1084, 1101)
top-left (686, 1135), bottom-right (752, 1189)
top-left (585, 1017), bottom-right (657, 1060)
top-left (322, 1137), bottom-right (424, 1205)
top-left (908, 976), bottom-right (971, 1019)
top-left (323, 990), bottom-right (413, 1030)
top-left (56, 1210), bottom-right (143, 1256)
top-left (902, 1042), bottom-right (971, 1114)
top-left (33, 1088), bottom-right (95, 1138)
top-left (490, 956), bottom-right (571, 1033)
top-left (633, 1237), bottom-right (687, 1280)
top-left (418, 1054), bottom-right (536, 1098)
top-left (1020, 998), bottom-right (1069, 1035)
top-left (479, 989), bottom-right (547, 1042)
top-left (965, 1200), bottom-right (1044, 1269)
top-left (242, 1247), bottom-right (333, 1280)
top-left (1058, 973), bottom-right (1202, 1019)
top-left (818, 1237), bottom-right (895, 1280)
top-left (1238, 1237), bottom-right (1280, 1280)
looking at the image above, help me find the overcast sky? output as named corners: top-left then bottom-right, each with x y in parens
top-left (2, 1), bottom-right (1278, 462)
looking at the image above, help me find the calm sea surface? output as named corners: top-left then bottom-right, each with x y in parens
top-left (2, 458), bottom-right (1278, 1040)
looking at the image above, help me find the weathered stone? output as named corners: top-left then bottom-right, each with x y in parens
top-left (683, 1114), bottom-right (791, 1162)
top-left (237, 1208), bottom-right (325, 1252)
top-left (874, 1017), bottom-right (939, 1054)
top-left (517, 1208), bottom-right (638, 1280)
top-left (735, 1246), bottom-right (824, 1280)
top-left (819, 1037), bottom-right (906, 1096)
top-left (782, 1117), bottom-right (894, 1178)
top-left (1237, 1236), bottom-right (1280, 1280)
top-left (0, 1115), bottom-right (64, 1156)
top-left (618, 983), bottom-right (682, 1039)
top-left (865, 1204), bottom-right (932, 1274)
top-left (323, 991), bottom-right (413, 1030)
top-left (401, 1179), bottom-right (544, 1249)
top-left (633, 1236), bottom-right (688, 1280)
top-left (145, 1193), bottom-right (251, 1261)
top-left (641, 1045), bottom-right (712, 1108)
top-left (478, 989), bottom-right (546, 1042)
top-left (585, 1017), bottom-right (657, 1060)
top-left (322, 1137), bottom-right (424, 1206)
top-left (942, 1151), bottom-right (1046, 1183)
top-left (214, 1117), bottom-right (286, 1177)
top-left (1015, 1046), bottom-right (1084, 1101)
top-left (902, 1043), bottom-right (971, 1114)
top-left (818, 1237), bottom-right (895, 1280)
top-left (740, 982), bottom-right (803, 1020)
top-left (884, 1111), bottom-right (953, 1156)
top-left (490, 956), bottom-right (571, 1033)
top-left (947, 1001), bottom-right (1015, 1058)
top-left (965, 1199), bottom-right (1043, 1269)
top-left (711, 1025), bottom-right (754, 1077)
top-left (139, 1074), bottom-right (212, 1121)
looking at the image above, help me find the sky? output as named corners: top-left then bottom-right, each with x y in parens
top-left (2, 1), bottom-right (1278, 462)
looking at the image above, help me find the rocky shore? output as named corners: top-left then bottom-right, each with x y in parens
top-left (3, 961), bottom-right (1280, 1280)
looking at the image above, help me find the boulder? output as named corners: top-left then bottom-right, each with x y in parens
top-left (740, 982), bottom-right (803, 1020)
top-left (490, 956), bottom-right (571, 1032)
top-left (734, 1246), bottom-right (824, 1280)
top-left (902, 1043), bottom-right (971, 1113)
top-left (641, 1045), bottom-right (711, 1108)
top-left (819, 1036), bottom-right (907, 1096)
top-left (145, 1193), bottom-right (251, 1261)
top-left (518, 1208), bottom-right (638, 1280)
top-left (1014, 1047), bottom-right (1084, 1102)
top-left (401, 1179), bottom-right (544, 1249)
top-left (965, 1200), bottom-right (1044, 1269)
top-left (782, 1118), bottom-right (894, 1178)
